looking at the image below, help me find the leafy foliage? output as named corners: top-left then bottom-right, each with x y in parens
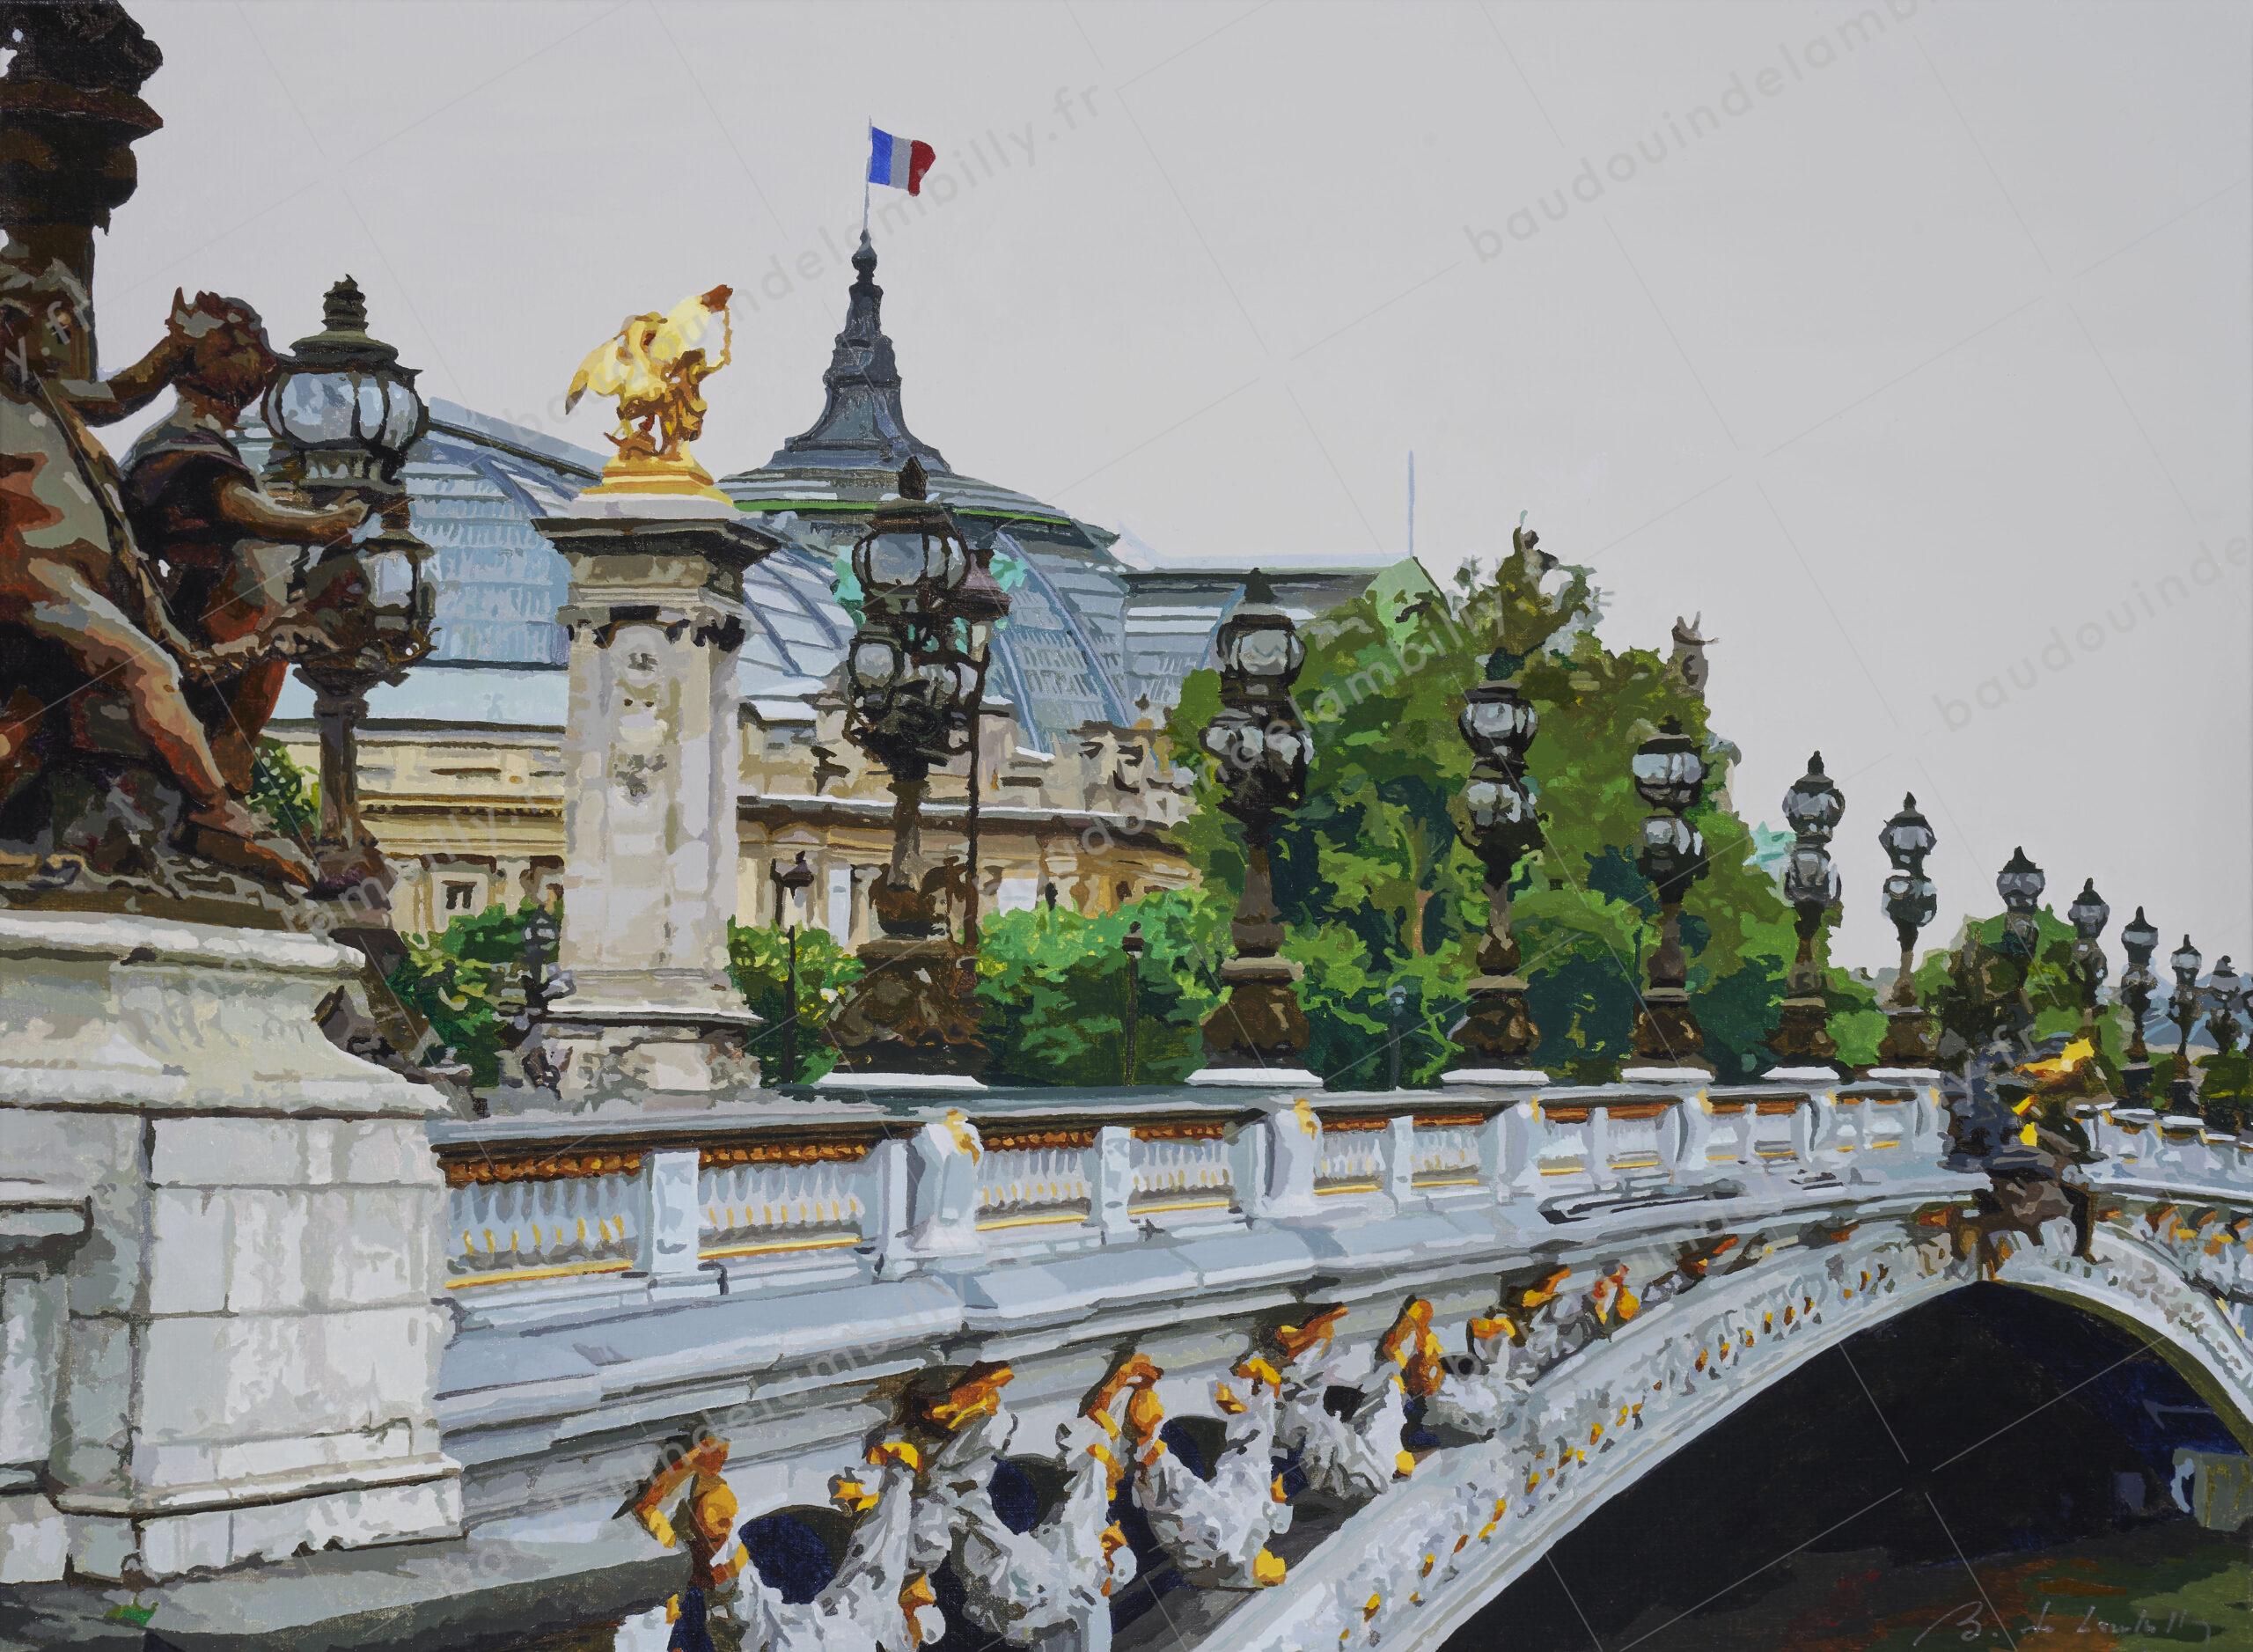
top-left (1913, 910), bottom-right (2125, 1078)
top-left (249, 738), bottom-right (319, 841)
top-left (972, 889), bottom-right (1228, 1086)
top-left (725, 921), bottom-right (865, 1084)
top-left (1163, 545), bottom-right (1866, 1086)
top-left (385, 902), bottom-right (547, 1088)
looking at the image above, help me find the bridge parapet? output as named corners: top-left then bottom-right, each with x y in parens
top-left (425, 1072), bottom-right (1954, 1323)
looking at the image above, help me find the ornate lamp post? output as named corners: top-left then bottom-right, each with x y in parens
top-left (1120, 919), bottom-right (1146, 1085)
top-left (2168, 935), bottom-right (2203, 1113)
top-left (1772, 753), bottom-right (1845, 1068)
top-left (1876, 794), bottom-right (1939, 1066)
top-left (1449, 653), bottom-right (1542, 1068)
top-left (1629, 717), bottom-right (1709, 1066)
top-left (261, 276), bottom-right (433, 896)
top-left (769, 851), bottom-right (816, 1085)
top-left (1977, 845), bottom-right (2047, 1061)
top-left (2207, 957), bottom-right (2245, 1062)
top-left (827, 459), bottom-right (998, 1076)
top-left (2117, 907), bottom-right (2161, 1103)
top-left (1197, 572), bottom-right (1315, 1076)
top-left (2066, 878), bottom-right (2110, 1044)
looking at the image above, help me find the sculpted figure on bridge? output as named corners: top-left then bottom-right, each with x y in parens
top-left (1273, 1303), bottom-right (1419, 1504)
top-left (121, 290), bottom-right (367, 797)
top-left (635, 1435), bottom-right (939, 1652)
top-left (1120, 1349), bottom-right (1293, 1589)
top-left (907, 1358), bottom-right (1137, 1645)
top-left (1406, 1303), bottom-right (1528, 1440)
top-left (0, 253), bottom-right (324, 887)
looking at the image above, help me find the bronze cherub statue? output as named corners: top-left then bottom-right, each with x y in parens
top-left (0, 251), bottom-right (335, 890)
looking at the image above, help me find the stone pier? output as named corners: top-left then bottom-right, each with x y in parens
top-left (526, 507), bottom-right (783, 1110)
top-left (0, 907), bottom-right (459, 1585)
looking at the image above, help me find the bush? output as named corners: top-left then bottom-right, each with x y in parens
top-left (385, 903), bottom-right (547, 1087)
top-left (725, 921), bottom-right (864, 1083)
top-left (972, 889), bottom-right (1228, 1086)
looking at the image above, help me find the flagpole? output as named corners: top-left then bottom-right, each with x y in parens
top-left (862, 118), bottom-right (872, 237)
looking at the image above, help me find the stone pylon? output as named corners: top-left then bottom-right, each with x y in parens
top-left (525, 507), bottom-right (783, 1110)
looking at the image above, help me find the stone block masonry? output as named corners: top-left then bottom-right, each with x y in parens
top-left (0, 908), bottom-right (461, 1584)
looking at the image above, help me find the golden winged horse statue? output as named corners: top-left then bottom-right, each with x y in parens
top-left (565, 284), bottom-right (733, 499)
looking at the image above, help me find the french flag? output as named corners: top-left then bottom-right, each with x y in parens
top-left (868, 128), bottom-right (936, 196)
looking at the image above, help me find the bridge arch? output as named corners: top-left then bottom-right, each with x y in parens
top-left (1206, 1219), bottom-right (2253, 1651)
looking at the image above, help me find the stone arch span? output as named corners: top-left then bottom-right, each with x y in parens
top-left (1203, 1216), bottom-right (2253, 1652)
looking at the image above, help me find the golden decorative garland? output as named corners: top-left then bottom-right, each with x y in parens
top-left (701, 1139), bottom-right (874, 1168)
top-left (1132, 1120), bottom-right (1229, 1142)
top-left (443, 1151), bottom-right (642, 1187)
top-left (983, 1127), bottom-right (1100, 1152)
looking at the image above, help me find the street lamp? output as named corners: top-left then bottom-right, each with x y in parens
top-left (827, 459), bottom-right (996, 1076)
top-left (1198, 570), bottom-right (1314, 1073)
top-left (261, 276), bottom-right (433, 896)
top-left (1629, 717), bottom-right (1710, 1067)
top-left (1772, 752), bottom-right (1845, 1068)
top-left (768, 851), bottom-right (816, 1086)
top-left (1449, 650), bottom-right (1542, 1069)
top-left (2208, 957), bottom-right (2245, 1062)
top-left (2168, 934), bottom-right (2203, 1114)
top-left (1120, 919), bottom-right (1146, 1085)
top-left (2066, 878), bottom-right (2110, 1044)
top-left (2117, 906), bottom-right (2160, 1103)
top-left (1876, 793), bottom-right (1939, 1066)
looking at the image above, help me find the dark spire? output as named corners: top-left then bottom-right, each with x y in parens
top-left (769, 231), bottom-right (947, 472)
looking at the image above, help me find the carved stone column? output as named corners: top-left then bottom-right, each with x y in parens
top-left (524, 510), bottom-right (782, 1110)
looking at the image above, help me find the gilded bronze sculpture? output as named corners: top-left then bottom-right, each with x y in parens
top-left (564, 283), bottom-right (734, 500)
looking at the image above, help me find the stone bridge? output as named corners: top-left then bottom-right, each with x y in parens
top-left (11, 929), bottom-right (2249, 1652)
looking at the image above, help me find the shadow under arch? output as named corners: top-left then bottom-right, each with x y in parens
top-left (1435, 1272), bottom-right (2246, 1651)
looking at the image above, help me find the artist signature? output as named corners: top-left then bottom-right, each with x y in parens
top-left (1914, 1599), bottom-right (2220, 1643)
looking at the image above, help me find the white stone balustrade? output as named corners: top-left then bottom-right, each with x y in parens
top-left (1127, 1124), bottom-right (1237, 1220)
top-left (975, 1129), bottom-right (1097, 1236)
top-left (699, 1143), bottom-right (876, 1262)
top-left (446, 1158), bottom-right (643, 1288)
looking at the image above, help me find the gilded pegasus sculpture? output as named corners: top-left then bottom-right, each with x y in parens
top-left (565, 284), bottom-right (733, 498)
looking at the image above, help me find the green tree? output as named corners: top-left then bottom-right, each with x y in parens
top-left (1913, 909), bottom-right (2128, 1078)
top-left (725, 921), bottom-right (865, 1084)
top-left (1164, 542), bottom-right (1853, 1086)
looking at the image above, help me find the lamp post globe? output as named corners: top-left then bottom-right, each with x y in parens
top-left (1448, 637), bottom-right (1544, 1071)
top-left (2066, 878), bottom-right (2110, 1041)
top-left (2207, 957), bottom-right (2245, 1062)
top-left (826, 460), bottom-right (1001, 1078)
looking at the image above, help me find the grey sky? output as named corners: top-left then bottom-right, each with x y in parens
top-left (92, 0), bottom-right (2250, 972)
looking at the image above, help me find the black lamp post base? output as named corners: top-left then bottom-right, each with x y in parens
top-left (1631, 990), bottom-right (1708, 1068)
top-left (1875, 1004), bottom-right (1934, 1068)
top-left (1770, 995), bottom-right (1837, 1067)
top-left (1201, 957), bottom-right (1312, 1070)
top-left (830, 933), bottom-right (985, 1077)
top-left (2168, 1073), bottom-right (2202, 1117)
top-left (1450, 975), bottom-right (1538, 1067)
